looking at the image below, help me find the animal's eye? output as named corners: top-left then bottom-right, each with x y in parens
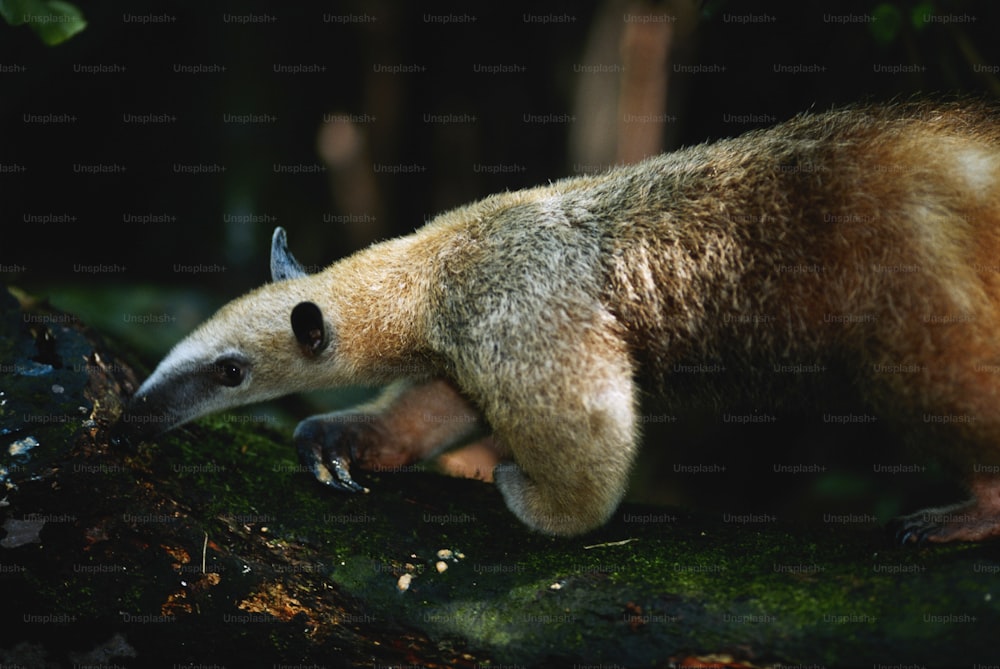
top-left (214, 358), bottom-right (245, 387)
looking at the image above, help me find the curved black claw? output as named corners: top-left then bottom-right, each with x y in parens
top-left (887, 517), bottom-right (934, 547)
top-left (327, 455), bottom-right (369, 494)
top-left (294, 419), bottom-right (370, 494)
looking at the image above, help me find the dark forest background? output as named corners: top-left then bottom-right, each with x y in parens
top-left (5, 1), bottom-right (997, 299)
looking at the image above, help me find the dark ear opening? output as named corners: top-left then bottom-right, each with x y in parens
top-left (290, 301), bottom-right (328, 355)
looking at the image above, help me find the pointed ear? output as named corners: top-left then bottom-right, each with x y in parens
top-left (290, 301), bottom-right (328, 355)
top-left (270, 227), bottom-right (307, 282)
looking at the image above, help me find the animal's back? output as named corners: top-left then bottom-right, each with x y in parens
top-left (558, 104), bottom-right (1000, 398)
top-left (428, 101), bottom-right (1000, 413)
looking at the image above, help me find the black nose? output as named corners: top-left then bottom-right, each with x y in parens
top-left (109, 419), bottom-right (138, 450)
top-left (110, 411), bottom-right (148, 451)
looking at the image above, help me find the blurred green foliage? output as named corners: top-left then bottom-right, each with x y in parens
top-left (0, 0), bottom-right (85, 45)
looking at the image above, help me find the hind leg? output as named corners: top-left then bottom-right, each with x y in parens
top-left (876, 324), bottom-right (1000, 544)
top-left (891, 472), bottom-right (1000, 544)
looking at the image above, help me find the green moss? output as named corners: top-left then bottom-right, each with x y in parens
top-left (124, 405), bottom-right (1000, 664)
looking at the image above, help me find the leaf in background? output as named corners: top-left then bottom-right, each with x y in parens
top-left (0, 0), bottom-right (86, 45)
top-left (869, 3), bottom-right (902, 46)
top-left (910, 0), bottom-right (935, 32)
top-left (0, 0), bottom-right (27, 25)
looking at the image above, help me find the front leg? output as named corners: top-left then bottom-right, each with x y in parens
top-left (485, 341), bottom-right (640, 536)
top-left (293, 377), bottom-right (489, 493)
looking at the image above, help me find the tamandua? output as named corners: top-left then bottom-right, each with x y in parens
top-left (116, 101), bottom-right (1000, 542)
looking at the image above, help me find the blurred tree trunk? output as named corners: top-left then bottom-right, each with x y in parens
top-left (572, 1), bottom-right (683, 171)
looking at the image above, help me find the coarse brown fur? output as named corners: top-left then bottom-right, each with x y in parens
top-left (119, 100), bottom-right (1000, 541)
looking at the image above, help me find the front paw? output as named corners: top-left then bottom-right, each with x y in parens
top-left (293, 416), bottom-right (371, 494)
